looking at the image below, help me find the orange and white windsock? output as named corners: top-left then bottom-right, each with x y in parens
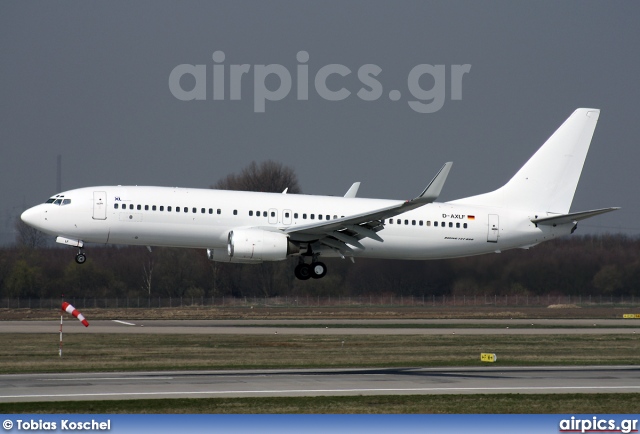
top-left (61, 302), bottom-right (89, 327)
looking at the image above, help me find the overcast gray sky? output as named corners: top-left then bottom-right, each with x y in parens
top-left (1, 1), bottom-right (638, 244)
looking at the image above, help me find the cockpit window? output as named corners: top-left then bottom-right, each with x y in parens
top-left (46, 197), bottom-right (71, 205)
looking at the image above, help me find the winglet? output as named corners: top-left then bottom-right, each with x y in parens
top-left (413, 162), bottom-right (453, 204)
top-left (344, 182), bottom-right (361, 198)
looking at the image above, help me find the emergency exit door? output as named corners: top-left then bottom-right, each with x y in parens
top-left (487, 214), bottom-right (499, 243)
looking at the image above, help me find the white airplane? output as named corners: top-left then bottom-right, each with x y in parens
top-left (21, 108), bottom-right (619, 280)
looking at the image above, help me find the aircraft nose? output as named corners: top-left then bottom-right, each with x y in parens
top-left (21, 206), bottom-right (42, 229)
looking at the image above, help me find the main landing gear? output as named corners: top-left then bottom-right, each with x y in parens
top-left (295, 258), bottom-right (327, 280)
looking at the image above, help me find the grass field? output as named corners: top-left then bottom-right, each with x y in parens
top-left (1, 333), bottom-right (639, 374)
top-left (2, 394), bottom-right (640, 414)
top-left (1, 305), bottom-right (637, 321)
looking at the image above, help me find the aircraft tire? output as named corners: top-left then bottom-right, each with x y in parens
top-left (75, 253), bottom-right (87, 264)
top-left (310, 262), bottom-right (327, 279)
top-left (295, 263), bottom-right (311, 280)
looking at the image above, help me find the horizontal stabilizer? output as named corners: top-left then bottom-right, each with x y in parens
top-left (531, 207), bottom-right (620, 225)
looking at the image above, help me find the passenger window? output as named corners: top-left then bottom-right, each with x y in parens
top-left (167, 206), bottom-right (172, 212)
top-left (285, 212), bottom-right (290, 218)
top-left (209, 209), bottom-right (213, 214)
top-left (183, 207), bottom-right (188, 213)
top-left (412, 220), bottom-right (416, 225)
top-left (434, 221), bottom-right (438, 227)
top-left (303, 213), bottom-right (307, 219)
top-left (456, 222), bottom-right (460, 228)
top-left (311, 214), bottom-right (315, 220)
top-left (176, 207), bottom-right (180, 213)
top-left (152, 206), bottom-right (157, 211)
top-left (463, 223), bottom-right (468, 229)
top-left (326, 215), bottom-right (330, 220)
top-left (233, 210), bottom-right (237, 215)
top-left (388, 219), bottom-right (392, 224)
top-left (129, 204), bottom-right (134, 210)
top-left (217, 209), bottom-right (221, 214)
top-left (449, 222), bottom-right (453, 228)
top-left (333, 215), bottom-right (337, 219)
top-left (249, 211), bottom-right (253, 216)
top-left (201, 208), bottom-right (205, 214)
top-left (114, 204), bottom-right (119, 209)
top-left (427, 221), bottom-right (431, 227)
top-left (271, 211), bottom-right (275, 217)
top-left (137, 205), bottom-right (142, 211)
top-left (145, 205), bottom-right (149, 211)
top-left (192, 207), bottom-right (196, 213)
top-left (404, 220), bottom-right (408, 225)
top-left (318, 215), bottom-right (323, 220)
top-left (419, 221), bottom-right (423, 226)
top-left (294, 213), bottom-right (298, 218)
top-left (396, 219), bottom-right (401, 224)
top-left (159, 206), bottom-right (164, 211)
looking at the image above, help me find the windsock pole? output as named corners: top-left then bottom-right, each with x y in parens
top-left (59, 295), bottom-right (63, 358)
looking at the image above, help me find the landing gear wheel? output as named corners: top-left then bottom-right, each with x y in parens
top-left (75, 253), bottom-right (86, 264)
top-left (295, 263), bottom-right (311, 280)
top-left (310, 262), bottom-right (327, 279)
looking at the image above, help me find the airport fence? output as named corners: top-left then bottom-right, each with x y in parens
top-left (2, 294), bottom-right (639, 310)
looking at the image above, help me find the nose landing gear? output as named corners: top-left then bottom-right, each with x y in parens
top-left (75, 248), bottom-right (86, 264)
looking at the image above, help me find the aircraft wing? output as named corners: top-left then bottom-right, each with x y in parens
top-left (283, 162), bottom-right (452, 253)
top-left (531, 207), bottom-right (620, 225)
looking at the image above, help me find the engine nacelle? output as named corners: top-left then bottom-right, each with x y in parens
top-left (207, 248), bottom-right (263, 263)
top-left (207, 229), bottom-right (299, 263)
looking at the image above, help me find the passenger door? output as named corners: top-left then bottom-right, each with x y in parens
top-left (93, 191), bottom-right (107, 220)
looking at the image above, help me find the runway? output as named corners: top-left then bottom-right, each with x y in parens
top-left (2, 318), bottom-right (640, 335)
top-left (2, 366), bottom-right (640, 402)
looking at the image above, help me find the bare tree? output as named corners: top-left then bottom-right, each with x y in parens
top-left (142, 251), bottom-right (155, 296)
top-left (14, 217), bottom-right (48, 249)
top-left (212, 160), bottom-right (301, 194)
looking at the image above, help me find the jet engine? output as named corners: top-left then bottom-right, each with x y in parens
top-left (207, 229), bottom-right (299, 263)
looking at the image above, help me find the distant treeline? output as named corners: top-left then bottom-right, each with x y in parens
top-left (1, 234), bottom-right (638, 300)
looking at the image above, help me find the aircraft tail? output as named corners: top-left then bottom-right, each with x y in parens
top-left (450, 108), bottom-right (600, 214)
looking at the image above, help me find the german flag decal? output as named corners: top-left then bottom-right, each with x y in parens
top-left (468, 215), bottom-right (475, 220)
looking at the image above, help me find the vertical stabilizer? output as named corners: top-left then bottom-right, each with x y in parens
top-left (450, 108), bottom-right (600, 213)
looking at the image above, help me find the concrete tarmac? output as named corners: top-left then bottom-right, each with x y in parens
top-left (2, 319), bottom-right (640, 335)
top-left (2, 366), bottom-right (640, 402)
